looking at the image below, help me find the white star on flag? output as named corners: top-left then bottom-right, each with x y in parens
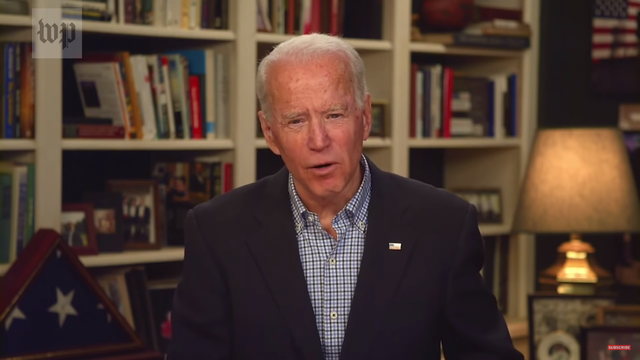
top-left (4, 306), bottom-right (26, 331)
top-left (48, 287), bottom-right (78, 327)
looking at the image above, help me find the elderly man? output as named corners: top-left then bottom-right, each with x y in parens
top-left (167, 34), bottom-right (523, 360)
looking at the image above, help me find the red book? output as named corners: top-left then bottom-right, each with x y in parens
top-left (441, 67), bottom-right (453, 138)
top-left (189, 75), bottom-right (203, 139)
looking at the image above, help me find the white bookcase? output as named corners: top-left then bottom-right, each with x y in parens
top-left (0, 0), bottom-right (539, 345)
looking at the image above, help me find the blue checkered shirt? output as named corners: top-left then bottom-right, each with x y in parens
top-left (288, 154), bottom-right (372, 360)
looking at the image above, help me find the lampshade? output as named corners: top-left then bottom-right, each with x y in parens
top-left (512, 127), bottom-right (640, 234)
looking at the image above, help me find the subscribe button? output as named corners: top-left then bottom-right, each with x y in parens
top-left (608, 345), bottom-right (631, 350)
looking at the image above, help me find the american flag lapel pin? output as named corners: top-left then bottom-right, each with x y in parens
top-left (388, 242), bottom-right (402, 251)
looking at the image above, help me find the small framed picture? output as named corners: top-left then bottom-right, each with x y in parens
top-left (106, 179), bottom-right (162, 250)
top-left (528, 293), bottom-right (617, 360)
top-left (619, 103), bottom-right (640, 131)
top-left (597, 305), bottom-right (640, 327)
top-left (451, 188), bottom-right (502, 223)
top-left (61, 203), bottom-right (99, 256)
top-left (84, 192), bottom-right (125, 253)
top-left (370, 100), bottom-right (389, 138)
top-left (580, 325), bottom-right (640, 360)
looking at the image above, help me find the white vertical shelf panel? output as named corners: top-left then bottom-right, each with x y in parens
top-left (509, 0), bottom-right (540, 321)
top-left (33, 0), bottom-right (63, 232)
top-left (389, 0), bottom-right (411, 178)
top-left (233, 0), bottom-right (258, 187)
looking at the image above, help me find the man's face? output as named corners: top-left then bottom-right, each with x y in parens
top-left (258, 54), bottom-right (371, 202)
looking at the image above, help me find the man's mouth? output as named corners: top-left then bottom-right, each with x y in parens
top-left (311, 163), bottom-right (334, 169)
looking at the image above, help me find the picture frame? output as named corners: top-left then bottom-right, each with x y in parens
top-left (370, 100), bottom-right (389, 138)
top-left (106, 179), bottom-right (162, 250)
top-left (597, 305), bottom-right (640, 327)
top-left (450, 188), bottom-right (503, 223)
top-left (580, 325), bottom-right (640, 360)
top-left (618, 103), bottom-right (640, 131)
top-left (84, 192), bottom-right (125, 253)
top-left (528, 293), bottom-right (617, 360)
top-left (61, 203), bottom-right (99, 256)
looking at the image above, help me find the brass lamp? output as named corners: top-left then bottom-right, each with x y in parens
top-left (512, 127), bottom-right (640, 295)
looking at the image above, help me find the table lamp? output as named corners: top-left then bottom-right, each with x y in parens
top-left (512, 127), bottom-right (640, 295)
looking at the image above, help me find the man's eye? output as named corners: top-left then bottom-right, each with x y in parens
top-left (328, 113), bottom-right (343, 119)
top-left (289, 119), bottom-right (303, 125)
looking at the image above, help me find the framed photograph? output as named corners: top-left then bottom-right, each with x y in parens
top-left (370, 100), bottom-right (389, 138)
top-left (95, 268), bottom-right (136, 329)
top-left (61, 203), bottom-right (98, 256)
top-left (451, 188), bottom-right (502, 223)
top-left (597, 305), bottom-right (640, 327)
top-left (580, 325), bottom-right (640, 360)
top-left (106, 179), bottom-right (162, 250)
top-left (84, 192), bottom-right (125, 252)
top-left (619, 103), bottom-right (640, 131)
top-left (529, 293), bottom-right (617, 360)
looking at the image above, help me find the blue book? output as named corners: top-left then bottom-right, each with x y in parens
top-left (4, 43), bottom-right (15, 139)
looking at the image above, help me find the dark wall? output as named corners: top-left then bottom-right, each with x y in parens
top-left (535, 0), bottom-right (640, 300)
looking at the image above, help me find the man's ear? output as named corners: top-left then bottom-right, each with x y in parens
top-left (258, 110), bottom-right (281, 156)
top-left (361, 93), bottom-right (372, 141)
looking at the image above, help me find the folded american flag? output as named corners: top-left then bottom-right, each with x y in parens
top-left (0, 229), bottom-right (152, 359)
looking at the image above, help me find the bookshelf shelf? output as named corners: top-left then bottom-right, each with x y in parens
top-left (0, 14), bottom-right (31, 27)
top-left (257, 32), bottom-right (393, 51)
top-left (0, 247), bottom-right (186, 276)
top-left (0, 15), bottom-right (235, 40)
top-left (81, 22), bottom-right (236, 40)
top-left (80, 247), bottom-right (185, 268)
top-left (409, 42), bottom-right (523, 57)
top-left (479, 224), bottom-right (512, 237)
top-left (255, 137), bottom-right (392, 149)
top-left (61, 139), bottom-right (234, 151)
top-left (407, 138), bottom-right (521, 149)
top-left (0, 139), bottom-right (36, 151)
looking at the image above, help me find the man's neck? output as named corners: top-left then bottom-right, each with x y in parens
top-left (295, 161), bottom-right (364, 221)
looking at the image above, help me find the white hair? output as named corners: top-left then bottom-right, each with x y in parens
top-left (256, 33), bottom-right (368, 122)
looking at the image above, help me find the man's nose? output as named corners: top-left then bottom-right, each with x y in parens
top-left (307, 117), bottom-right (330, 151)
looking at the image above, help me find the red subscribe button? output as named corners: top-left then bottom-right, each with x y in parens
top-left (608, 345), bottom-right (631, 350)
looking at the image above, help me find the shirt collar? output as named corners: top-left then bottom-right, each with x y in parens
top-left (288, 154), bottom-right (371, 234)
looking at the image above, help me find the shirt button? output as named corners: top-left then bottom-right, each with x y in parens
top-left (359, 221), bottom-right (365, 229)
top-left (330, 312), bottom-right (338, 320)
top-left (308, 216), bottom-right (313, 221)
top-left (329, 258), bottom-right (336, 265)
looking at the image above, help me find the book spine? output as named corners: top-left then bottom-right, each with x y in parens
top-left (63, 124), bottom-right (127, 138)
top-left (189, 75), bottom-right (202, 139)
top-left (14, 43), bottom-right (20, 138)
top-left (0, 174), bottom-right (12, 264)
top-left (15, 167), bottom-right (27, 256)
top-left (4, 43), bottom-right (15, 139)
top-left (24, 163), bottom-right (35, 247)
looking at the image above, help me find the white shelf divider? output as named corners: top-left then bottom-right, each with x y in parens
top-left (257, 32), bottom-right (393, 51)
top-left (408, 138), bottom-right (521, 149)
top-left (61, 139), bottom-right (235, 151)
top-left (0, 139), bottom-right (36, 151)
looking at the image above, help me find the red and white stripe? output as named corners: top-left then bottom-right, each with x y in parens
top-left (592, 0), bottom-right (640, 60)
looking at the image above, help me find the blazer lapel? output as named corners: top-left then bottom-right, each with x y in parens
top-left (246, 167), bottom-right (325, 360)
top-left (340, 160), bottom-right (416, 360)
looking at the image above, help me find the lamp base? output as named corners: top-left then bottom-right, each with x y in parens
top-left (538, 234), bottom-right (614, 295)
